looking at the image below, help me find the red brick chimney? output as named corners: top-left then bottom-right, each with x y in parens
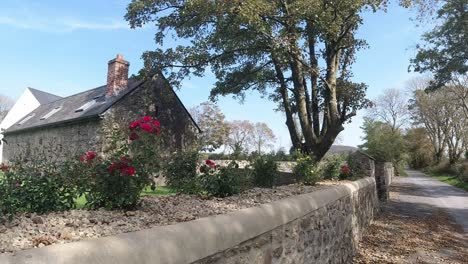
top-left (106, 54), bottom-right (130, 97)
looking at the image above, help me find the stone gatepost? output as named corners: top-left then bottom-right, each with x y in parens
top-left (374, 162), bottom-right (394, 201)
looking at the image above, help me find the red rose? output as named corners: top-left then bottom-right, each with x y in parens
top-left (86, 151), bottom-right (96, 160)
top-left (151, 127), bottom-right (161, 134)
top-left (128, 120), bottom-right (141, 130)
top-left (205, 160), bottom-right (216, 168)
top-left (341, 165), bottom-right (351, 174)
top-left (152, 120), bottom-right (161, 127)
top-left (0, 165), bottom-right (9, 172)
top-left (142, 116), bottom-right (152, 122)
top-left (122, 166), bottom-right (135, 176)
top-left (129, 132), bottom-right (139, 141)
top-left (140, 123), bottom-right (153, 132)
top-left (79, 156), bottom-right (87, 162)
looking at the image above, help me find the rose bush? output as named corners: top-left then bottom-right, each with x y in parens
top-left (84, 116), bottom-right (163, 209)
top-left (0, 116), bottom-right (164, 217)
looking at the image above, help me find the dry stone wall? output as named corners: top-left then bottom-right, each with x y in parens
top-left (0, 178), bottom-right (378, 264)
top-left (194, 178), bottom-right (377, 264)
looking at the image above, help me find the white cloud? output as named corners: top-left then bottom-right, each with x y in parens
top-left (0, 15), bottom-right (129, 32)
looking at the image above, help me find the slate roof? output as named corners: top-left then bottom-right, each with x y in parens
top-left (5, 79), bottom-right (145, 134)
top-left (28, 87), bottom-right (63, 104)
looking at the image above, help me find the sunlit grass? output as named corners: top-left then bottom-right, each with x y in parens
top-left (426, 171), bottom-right (468, 191)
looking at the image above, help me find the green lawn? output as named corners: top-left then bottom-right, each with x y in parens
top-left (140, 186), bottom-right (176, 196)
top-left (74, 186), bottom-right (176, 209)
top-left (426, 171), bottom-right (468, 191)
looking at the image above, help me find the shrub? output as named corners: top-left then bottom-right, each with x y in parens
top-left (0, 162), bottom-right (78, 218)
top-left (252, 155), bottom-right (278, 188)
top-left (456, 162), bottom-right (468, 182)
top-left (84, 116), bottom-right (162, 209)
top-left (199, 161), bottom-right (251, 197)
top-left (322, 155), bottom-right (344, 180)
top-left (165, 151), bottom-right (201, 194)
top-left (426, 161), bottom-right (457, 176)
top-left (345, 153), bottom-right (368, 179)
top-left (293, 156), bottom-right (322, 185)
top-left (0, 116), bottom-right (163, 215)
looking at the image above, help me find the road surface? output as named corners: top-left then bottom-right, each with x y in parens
top-left (399, 170), bottom-right (468, 234)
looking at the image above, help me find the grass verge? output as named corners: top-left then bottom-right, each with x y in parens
top-left (425, 171), bottom-right (468, 191)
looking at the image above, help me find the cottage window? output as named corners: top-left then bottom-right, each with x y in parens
top-left (75, 100), bottom-right (97, 112)
top-left (40, 106), bottom-right (61, 120)
top-left (18, 113), bottom-right (35, 125)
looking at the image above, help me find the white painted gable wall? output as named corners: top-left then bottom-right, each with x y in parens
top-left (0, 88), bottom-right (42, 162)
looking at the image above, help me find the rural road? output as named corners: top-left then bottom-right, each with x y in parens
top-left (398, 170), bottom-right (468, 234)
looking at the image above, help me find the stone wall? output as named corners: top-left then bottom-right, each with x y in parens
top-left (195, 178), bottom-right (377, 264)
top-left (375, 162), bottom-right (394, 201)
top-left (0, 178), bottom-right (378, 264)
top-left (3, 119), bottom-right (101, 162)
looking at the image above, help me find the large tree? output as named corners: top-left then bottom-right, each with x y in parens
top-left (410, 0), bottom-right (468, 88)
top-left (125, 0), bottom-right (385, 161)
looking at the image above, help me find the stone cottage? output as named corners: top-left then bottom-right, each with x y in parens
top-left (2, 54), bottom-right (200, 162)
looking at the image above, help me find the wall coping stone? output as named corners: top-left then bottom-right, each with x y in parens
top-left (0, 177), bottom-right (376, 264)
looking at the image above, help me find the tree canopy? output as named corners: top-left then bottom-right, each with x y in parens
top-left (125, 0), bottom-right (427, 161)
top-left (410, 0), bottom-right (468, 88)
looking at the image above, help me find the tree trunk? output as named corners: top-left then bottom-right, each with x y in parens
top-left (272, 58), bottom-right (301, 150)
top-left (306, 23), bottom-right (321, 136)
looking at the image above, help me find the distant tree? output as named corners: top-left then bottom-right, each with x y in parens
top-left (226, 120), bottom-right (254, 156)
top-left (410, 0), bottom-right (468, 88)
top-left (367, 88), bottom-right (410, 132)
top-left (252, 122), bottom-right (276, 154)
top-left (410, 86), bottom-right (467, 163)
top-left (0, 94), bottom-right (14, 122)
top-left (359, 117), bottom-right (406, 164)
top-left (404, 127), bottom-right (435, 168)
top-left (190, 102), bottom-right (230, 151)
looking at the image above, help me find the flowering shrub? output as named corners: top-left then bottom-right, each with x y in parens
top-left (199, 161), bottom-right (251, 197)
top-left (293, 156), bottom-right (322, 185)
top-left (340, 165), bottom-right (352, 179)
top-left (344, 152), bottom-right (368, 179)
top-left (165, 151), bottom-right (202, 194)
top-left (84, 116), bottom-right (162, 209)
top-left (0, 116), bottom-right (163, 216)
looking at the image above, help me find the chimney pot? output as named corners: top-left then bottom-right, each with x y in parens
top-left (106, 54), bottom-right (130, 97)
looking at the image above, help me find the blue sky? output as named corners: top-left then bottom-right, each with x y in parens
top-left (0, 0), bottom-right (432, 150)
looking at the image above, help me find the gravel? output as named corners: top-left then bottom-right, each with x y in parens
top-left (0, 182), bottom-right (341, 253)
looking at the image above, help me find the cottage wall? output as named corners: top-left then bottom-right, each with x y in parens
top-left (3, 119), bottom-right (101, 162)
top-left (103, 77), bottom-right (199, 150)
